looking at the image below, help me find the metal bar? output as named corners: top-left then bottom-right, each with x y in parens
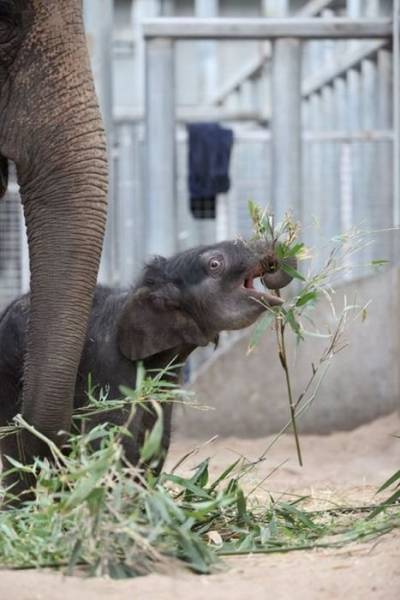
top-left (376, 48), bottom-right (394, 262)
top-left (394, 0), bottom-right (400, 228)
top-left (194, 0), bottom-right (218, 246)
top-left (302, 39), bottom-right (387, 96)
top-left (304, 129), bottom-right (393, 141)
top-left (322, 85), bottom-right (341, 240)
top-left (116, 123), bottom-right (143, 285)
top-left (115, 108), bottom-right (394, 140)
top-left (142, 18), bottom-right (392, 40)
top-left (83, 0), bottom-right (114, 284)
top-left (115, 107), bottom-right (267, 123)
top-left (145, 38), bottom-right (177, 258)
top-left (195, 0), bottom-right (219, 102)
top-left (302, 94), bottom-right (322, 265)
top-left (334, 76), bottom-right (351, 238)
top-left (271, 39), bottom-right (302, 220)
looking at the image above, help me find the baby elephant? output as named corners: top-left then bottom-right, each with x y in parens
top-left (0, 239), bottom-right (294, 478)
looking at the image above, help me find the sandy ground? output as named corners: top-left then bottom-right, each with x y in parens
top-left (0, 413), bottom-right (399, 600)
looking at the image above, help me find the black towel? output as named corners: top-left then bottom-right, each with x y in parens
top-left (187, 123), bottom-right (234, 219)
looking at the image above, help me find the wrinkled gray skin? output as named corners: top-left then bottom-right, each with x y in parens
top-left (0, 1), bottom-right (108, 484)
top-left (0, 239), bottom-right (295, 488)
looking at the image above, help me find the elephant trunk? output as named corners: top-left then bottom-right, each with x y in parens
top-left (2, 1), bottom-right (109, 451)
top-left (21, 165), bottom-right (107, 443)
top-left (261, 254), bottom-right (297, 290)
top-left (248, 239), bottom-right (297, 290)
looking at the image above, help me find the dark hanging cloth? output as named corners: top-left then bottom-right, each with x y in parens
top-left (187, 123), bottom-right (234, 219)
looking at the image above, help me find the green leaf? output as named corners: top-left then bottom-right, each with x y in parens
top-left (248, 312), bottom-right (276, 352)
top-left (277, 502), bottom-right (320, 530)
top-left (281, 262), bottom-right (306, 282)
top-left (119, 385), bottom-right (137, 400)
top-left (236, 489), bottom-right (247, 520)
top-left (275, 243), bottom-right (286, 259)
top-left (3, 455), bottom-right (34, 474)
top-left (296, 291), bottom-right (318, 307)
top-left (370, 259), bottom-right (389, 266)
top-left (140, 402), bottom-right (163, 463)
top-left (135, 361), bottom-right (146, 390)
top-left (164, 474), bottom-right (212, 500)
top-left (208, 458), bottom-right (242, 492)
top-left (377, 469), bottom-right (400, 494)
top-left (286, 243), bottom-right (305, 257)
top-left (190, 459), bottom-right (209, 489)
top-left (368, 487), bottom-right (400, 519)
top-left (285, 309), bottom-right (302, 338)
top-left (248, 200), bottom-right (259, 222)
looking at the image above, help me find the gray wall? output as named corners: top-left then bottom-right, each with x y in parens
top-left (174, 267), bottom-right (400, 437)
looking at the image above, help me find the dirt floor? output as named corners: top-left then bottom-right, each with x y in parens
top-left (1, 413), bottom-right (399, 600)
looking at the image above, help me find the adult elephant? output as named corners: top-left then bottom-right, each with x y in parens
top-left (0, 0), bottom-right (108, 476)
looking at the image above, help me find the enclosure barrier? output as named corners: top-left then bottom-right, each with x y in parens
top-left (143, 14), bottom-right (399, 266)
top-left (1, 5), bottom-right (400, 316)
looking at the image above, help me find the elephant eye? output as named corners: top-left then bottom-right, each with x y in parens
top-left (208, 256), bottom-right (225, 275)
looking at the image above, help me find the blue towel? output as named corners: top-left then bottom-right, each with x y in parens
top-left (187, 123), bottom-right (234, 219)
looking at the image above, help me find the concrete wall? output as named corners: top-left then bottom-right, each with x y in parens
top-left (174, 268), bottom-right (400, 438)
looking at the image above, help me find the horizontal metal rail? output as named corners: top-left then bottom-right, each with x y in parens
top-left (142, 18), bottom-right (392, 41)
top-left (114, 107), bottom-right (267, 124)
top-left (113, 115), bottom-right (393, 143)
top-left (303, 129), bottom-right (393, 142)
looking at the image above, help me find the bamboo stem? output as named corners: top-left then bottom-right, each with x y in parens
top-left (274, 293), bottom-right (303, 467)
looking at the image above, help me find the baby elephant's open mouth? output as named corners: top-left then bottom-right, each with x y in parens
top-left (242, 264), bottom-right (283, 307)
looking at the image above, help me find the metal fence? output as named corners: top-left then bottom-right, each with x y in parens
top-left (0, 2), bottom-right (399, 377)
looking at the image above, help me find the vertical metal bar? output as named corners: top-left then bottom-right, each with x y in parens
top-left (271, 39), bottom-right (302, 221)
top-left (358, 58), bottom-right (377, 267)
top-left (83, 0), bottom-right (114, 283)
top-left (346, 0), bottom-right (362, 270)
top-left (116, 122), bottom-right (143, 285)
top-left (393, 0), bottom-right (400, 230)
top-left (195, 0), bottom-right (219, 101)
top-left (132, 0), bottom-right (160, 109)
top-left (83, 1), bottom-right (114, 137)
top-left (302, 31), bottom-right (319, 257)
top-left (319, 9), bottom-right (340, 244)
top-left (334, 77), bottom-right (352, 239)
top-left (263, 0), bottom-right (289, 17)
top-left (322, 85), bottom-right (341, 240)
top-left (377, 48), bottom-right (394, 261)
top-left (194, 0), bottom-right (219, 247)
top-left (145, 38), bottom-right (177, 258)
top-left (309, 92), bottom-right (324, 258)
top-left (302, 98), bottom-right (313, 249)
top-left (358, 0), bottom-right (386, 267)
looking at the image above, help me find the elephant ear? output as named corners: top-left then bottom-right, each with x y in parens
top-left (117, 286), bottom-right (209, 362)
top-left (0, 155), bottom-right (8, 199)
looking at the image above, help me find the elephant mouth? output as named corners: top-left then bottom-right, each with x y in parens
top-left (241, 264), bottom-right (283, 306)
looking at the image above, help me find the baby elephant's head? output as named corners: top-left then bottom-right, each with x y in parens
top-left (117, 239), bottom-right (296, 362)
